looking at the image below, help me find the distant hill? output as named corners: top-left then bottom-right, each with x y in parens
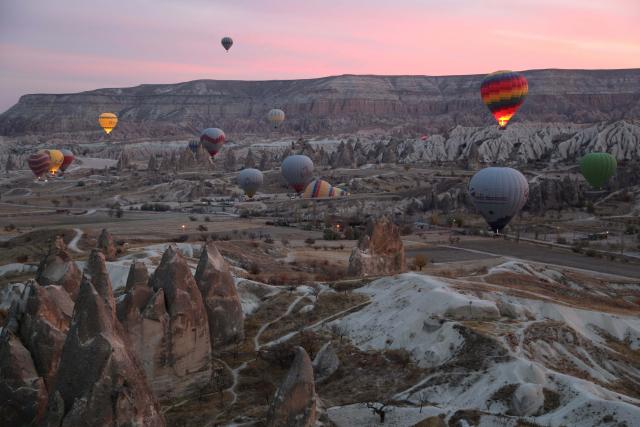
top-left (1, 69), bottom-right (639, 137)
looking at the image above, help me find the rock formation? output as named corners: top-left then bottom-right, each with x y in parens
top-left (118, 246), bottom-right (212, 399)
top-left (312, 341), bottom-right (340, 384)
top-left (194, 243), bottom-right (244, 348)
top-left (84, 249), bottom-right (114, 313)
top-left (510, 383), bottom-right (544, 416)
top-left (147, 154), bottom-right (158, 172)
top-left (0, 329), bottom-right (48, 426)
top-left (43, 277), bottom-right (164, 426)
top-left (244, 149), bottom-right (255, 168)
top-left (36, 236), bottom-right (82, 299)
top-left (96, 228), bottom-right (117, 261)
top-left (116, 150), bottom-right (130, 170)
top-left (266, 346), bottom-right (317, 427)
top-left (347, 216), bottom-right (405, 277)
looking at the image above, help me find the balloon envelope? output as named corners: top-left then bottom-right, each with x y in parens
top-left (221, 37), bottom-right (233, 51)
top-left (99, 112), bottom-right (118, 134)
top-left (268, 109), bottom-right (285, 128)
top-left (579, 152), bottom-right (617, 189)
top-left (468, 167), bottom-right (529, 231)
top-left (480, 71), bottom-right (528, 129)
top-left (60, 149), bottom-right (75, 172)
top-left (281, 155), bottom-right (314, 193)
top-left (303, 179), bottom-right (348, 199)
top-left (28, 152), bottom-right (51, 178)
top-left (238, 168), bottom-right (263, 198)
top-left (200, 128), bottom-right (226, 157)
top-left (46, 149), bottom-right (64, 175)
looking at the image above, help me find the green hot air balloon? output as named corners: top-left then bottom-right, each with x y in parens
top-left (579, 152), bottom-right (617, 189)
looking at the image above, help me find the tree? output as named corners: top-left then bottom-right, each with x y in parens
top-left (414, 254), bottom-right (428, 271)
top-left (364, 402), bottom-right (392, 423)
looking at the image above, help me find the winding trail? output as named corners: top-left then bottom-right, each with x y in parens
top-left (68, 228), bottom-right (84, 254)
top-left (254, 294), bottom-right (307, 351)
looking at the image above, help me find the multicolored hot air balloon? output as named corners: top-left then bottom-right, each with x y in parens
top-left (238, 168), bottom-right (264, 198)
top-left (60, 149), bottom-right (75, 172)
top-left (45, 149), bottom-right (64, 175)
top-left (468, 167), bottom-right (529, 232)
top-left (99, 112), bottom-right (118, 134)
top-left (188, 140), bottom-right (200, 154)
top-left (200, 128), bottom-right (226, 157)
top-left (221, 37), bottom-right (233, 52)
top-left (268, 109), bottom-right (285, 128)
top-left (28, 152), bottom-right (51, 179)
top-left (579, 152), bottom-right (617, 189)
top-left (281, 155), bottom-right (314, 193)
top-left (303, 179), bottom-right (348, 199)
top-left (480, 70), bottom-right (528, 130)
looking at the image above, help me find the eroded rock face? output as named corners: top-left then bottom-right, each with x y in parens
top-left (194, 243), bottom-right (244, 348)
top-left (96, 229), bottom-right (116, 261)
top-left (312, 342), bottom-right (340, 384)
top-left (36, 236), bottom-right (82, 299)
top-left (139, 246), bottom-right (212, 399)
top-left (0, 330), bottom-right (48, 426)
top-left (43, 278), bottom-right (164, 426)
top-left (510, 383), bottom-right (544, 416)
top-left (19, 282), bottom-right (73, 388)
top-left (347, 216), bottom-right (405, 277)
top-left (266, 346), bottom-right (317, 427)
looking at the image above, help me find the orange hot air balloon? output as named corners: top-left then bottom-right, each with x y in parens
top-left (99, 112), bottom-right (118, 134)
top-left (480, 70), bottom-right (528, 130)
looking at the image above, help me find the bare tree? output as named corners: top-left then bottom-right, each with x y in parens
top-left (417, 390), bottom-right (429, 413)
top-left (364, 402), bottom-right (392, 423)
top-left (330, 323), bottom-right (347, 344)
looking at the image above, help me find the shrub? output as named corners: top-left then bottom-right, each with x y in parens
top-left (556, 237), bottom-right (567, 245)
top-left (197, 225), bottom-right (208, 232)
top-left (323, 228), bottom-right (340, 240)
top-left (264, 237), bottom-right (274, 244)
top-left (76, 181), bottom-right (85, 187)
top-left (16, 254), bottom-right (29, 263)
top-left (189, 216), bottom-right (198, 222)
top-left (173, 234), bottom-right (189, 243)
top-left (281, 238), bottom-right (290, 246)
top-left (305, 237), bottom-right (316, 245)
top-left (414, 254), bottom-right (428, 270)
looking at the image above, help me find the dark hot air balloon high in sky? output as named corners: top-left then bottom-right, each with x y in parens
top-left (468, 167), bottom-right (529, 232)
top-left (268, 109), bottom-right (285, 128)
top-left (579, 152), bottom-right (617, 189)
top-left (60, 149), bottom-right (75, 172)
top-left (281, 154), bottom-right (314, 193)
top-left (200, 128), bottom-right (226, 157)
top-left (99, 112), bottom-right (118, 134)
top-left (221, 36), bottom-right (233, 52)
top-left (238, 168), bottom-right (264, 198)
top-left (28, 152), bottom-right (51, 180)
top-left (480, 70), bottom-right (528, 130)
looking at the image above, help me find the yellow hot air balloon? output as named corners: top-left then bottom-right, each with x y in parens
top-left (40, 149), bottom-right (64, 175)
top-left (99, 112), bottom-right (118, 134)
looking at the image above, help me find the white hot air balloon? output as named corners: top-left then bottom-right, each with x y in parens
top-left (238, 168), bottom-right (264, 198)
top-left (281, 155), bottom-right (313, 193)
top-left (468, 167), bottom-right (529, 232)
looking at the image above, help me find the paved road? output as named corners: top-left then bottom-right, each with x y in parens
top-left (407, 239), bottom-right (640, 279)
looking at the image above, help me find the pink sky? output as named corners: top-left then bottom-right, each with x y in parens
top-left (1, 0), bottom-right (639, 112)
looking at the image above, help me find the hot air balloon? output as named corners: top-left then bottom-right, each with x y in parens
top-left (199, 128), bottom-right (226, 157)
top-left (281, 155), bottom-right (314, 193)
top-left (188, 140), bottom-right (200, 154)
top-left (45, 149), bottom-right (64, 175)
top-left (99, 112), bottom-right (118, 134)
top-left (468, 167), bottom-right (529, 232)
top-left (579, 152), bottom-right (617, 189)
top-left (268, 109), bottom-right (285, 129)
top-left (420, 135), bottom-right (428, 141)
top-left (60, 149), bottom-right (75, 172)
top-left (221, 37), bottom-right (233, 52)
top-left (303, 179), bottom-right (348, 199)
top-left (480, 71), bottom-right (528, 130)
top-left (28, 152), bottom-right (51, 179)
top-left (238, 168), bottom-right (264, 198)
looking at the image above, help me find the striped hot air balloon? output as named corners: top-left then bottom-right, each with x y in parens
top-left (267, 109), bottom-right (285, 128)
top-left (60, 149), bottom-right (75, 172)
top-left (28, 152), bottom-right (51, 179)
top-left (303, 179), bottom-right (348, 199)
top-left (480, 71), bottom-right (528, 130)
top-left (200, 128), bottom-right (226, 157)
top-left (468, 167), bottom-right (529, 232)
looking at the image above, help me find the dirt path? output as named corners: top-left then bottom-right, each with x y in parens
top-left (68, 228), bottom-right (84, 253)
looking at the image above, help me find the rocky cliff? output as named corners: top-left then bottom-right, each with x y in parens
top-left (1, 69), bottom-right (638, 137)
